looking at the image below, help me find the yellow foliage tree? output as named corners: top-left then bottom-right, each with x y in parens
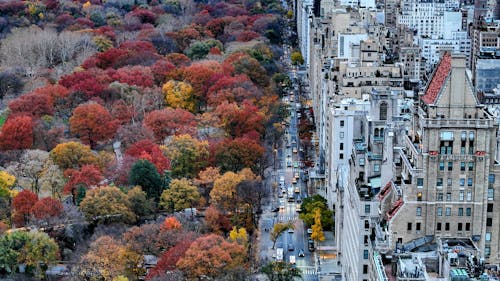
top-left (82, 1), bottom-right (91, 9)
top-left (50, 141), bottom-right (97, 170)
top-left (0, 171), bottom-right (16, 198)
top-left (162, 80), bottom-right (195, 112)
top-left (209, 171), bottom-right (244, 212)
top-left (229, 226), bottom-right (249, 248)
top-left (160, 178), bottom-right (200, 212)
top-left (311, 208), bottom-right (325, 242)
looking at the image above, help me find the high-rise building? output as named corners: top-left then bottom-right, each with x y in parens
top-left (377, 53), bottom-right (500, 265)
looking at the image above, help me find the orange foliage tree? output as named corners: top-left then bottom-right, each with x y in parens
top-left (69, 102), bottom-right (118, 147)
top-left (176, 234), bottom-right (247, 280)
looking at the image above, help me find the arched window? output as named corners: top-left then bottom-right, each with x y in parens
top-left (380, 102), bottom-right (388, 120)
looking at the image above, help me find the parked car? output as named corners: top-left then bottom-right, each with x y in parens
top-left (298, 249), bottom-right (305, 257)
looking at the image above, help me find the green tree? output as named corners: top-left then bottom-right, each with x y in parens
top-left (160, 178), bottom-right (200, 212)
top-left (299, 194), bottom-right (334, 230)
top-left (80, 186), bottom-right (136, 224)
top-left (290, 51), bottom-right (304, 65)
top-left (0, 231), bottom-right (59, 277)
top-left (261, 260), bottom-right (301, 281)
top-left (270, 222), bottom-right (294, 249)
top-left (127, 186), bottom-right (154, 218)
top-left (128, 160), bottom-right (164, 201)
top-left (184, 41), bottom-right (211, 60)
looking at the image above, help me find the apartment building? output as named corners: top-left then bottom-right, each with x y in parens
top-left (376, 53), bottom-right (500, 266)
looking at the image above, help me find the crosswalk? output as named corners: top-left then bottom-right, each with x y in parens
top-left (277, 214), bottom-right (297, 222)
top-left (297, 266), bottom-right (317, 275)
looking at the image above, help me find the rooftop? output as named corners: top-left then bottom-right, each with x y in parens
top-left (422, 53), bottom-right (452, 105)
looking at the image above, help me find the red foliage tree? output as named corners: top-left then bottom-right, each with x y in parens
top-left (119, 40), bottom-right (157, 53)
top-left (32, 197), bottom-right (63, 221)
top-left (146, 238), bottom-right (194, 280)
top-left (9, 92), bottom-right (54, 117)
top-left (0, 115), bottom-right (33, 150)
top-left (63, 164), bottom-right (104, 200)
top-left (182, 61), bottom-right (223, 109)
top-left (151, 59), bottom-right (175, 85)
top-left (165, 53), bottom-right (191, 67)
top-left (59, 69), bottom-right (111, 97)
top-left (69, 102), bottom-right (118, 147)
top-left (223, 52), bottom-right (269, 87)
top-left (207, 74), bottom-right (261, 106)
top-left (82, 48), bottom-right (130, 69)
top-left (94, 26), bottom-right (116, 40)
top-left (108, 66), bottom-right (154, 87)
top-left (214, 137), bottom-right (265, 173)
top-left (143, 108), bottom-right (197, 142)
top-left (129, 8), bottom-right (157, 24)
top-left (33, 84), bottom-right (70, 101)
top-left (167, 27), bottom-right (202, 51)
top-left (236, 30), bottom-right (260, 42)
top-left (125, 139), bottom-right (171, 173)
top-left (111, 100), bottom-right (136, 125)
top-left (214, 101), bottom-right (264, 138)
top-left (12, 190), bottom-right (38, 227)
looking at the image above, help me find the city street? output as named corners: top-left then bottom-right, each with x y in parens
top-left (257, 75), bottom-right (319, 280)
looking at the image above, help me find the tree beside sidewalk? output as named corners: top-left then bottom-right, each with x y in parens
top-left (270, 221), bottom-right (294, 249)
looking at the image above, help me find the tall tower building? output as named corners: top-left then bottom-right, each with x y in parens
top-left (379, 53), bottom-right (500, 264)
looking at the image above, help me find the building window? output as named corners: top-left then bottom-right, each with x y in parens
top-left (416, 207), bottom-right (422, 216)
top-left (363, 265), bottom-right (368, 274)
top-left (445, 207), bottom-right (451, 216)
top-left (407, 222), bottom-right (412, 231)
top-left (437, 222), bottom-right (442, 231)
top-left (417, 193), bottom-right (422, 201)
top-left (340, 120), bottom-right (344, 127)
top-left (437, 207), bottom-right (442, 216)
top-left (446, 193), bottom-right (451, 201)
top-left (487, 203), bottom-right (493, 212)
top-left (374, 164), bottom-right (380, 172)
top-left (417, 178), bottom-right (423, 187)
top-left (437, 178), bottom-right (443, 187)
top-left (379, 102), bottom-right (387, 120)
top-left (487, 218), bottom-right (492, 226)
top-left (459, 179), bottom-right (465, 186)
top-left (458, 208), bottom-right (463, 216)
top-left (465, 223), bottom-right (470, 231)
top-left (445, 223), bottom-right (450, 231)
top-left (439, 161), bottom-right (445, 171)
top-left (359, 158), bottom-right (365, 166)
top-left (467, 178), bottom-right (473, 186)
top-left (437, 193), bottom-right (443, 201)
top-left (466, 208), bottom-right (471, 216)
top-left (340, 132), bottom-right (344, 138)
top-left (340, 143), bottom-right (344, 150)
top-left (416, 223), bottom-right (421, 231)
top-left (365, 204), bottom-right (370, 214)
top-left (340, 153), bottom-right (344, 159)
top-left (447, 178), bottom-right (452, 186)
top-left (459, 190), bottom-right (464, 201)
top-left (363, 250), bottom-right (368, 259)
top-left (467, 191), bottom-right (472, 201)
top-left (458, 223), bottom-right (463, 231)
top-left (468, 162), bottom-right (474, 171)
top-left (488, 174), bottom-right (495, 184)
top-left (460, 162), bottom-right (465, 171)
top-left (486, 232), bottom-right (491, 241)
top-left (487, 188), bottom-right (494, 200)
top-left (448, 162), bottom-right (453, 171)
top-left (485, 247), bottom-right (491, 257)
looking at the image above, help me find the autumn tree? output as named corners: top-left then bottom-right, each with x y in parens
top-left (214, 137), bottom-right (265, 173)
top-left (31, 197), bottom-right (63, 223)
top-left (176, 234), bottom-right (247, 280)
top-left (0, 231), bottom-right (59, 278)
top-left (63, 164), bottom-right (104, 205)
top-left (15, 150), bottom-right (50, 194)
top-left (143, 108), bottom-right (197, 142)
top-left (75, 235), bottom-right (142, 281)
top-left (229, 227), bottom-right (249, 248)
top-left (299, 194), bottom-right (334, 230)
top-left (270, 222), bottom-right (294, 249)
top-left (127, 186), bottom-right (154, 218)
top-left (223, 52), bottom-right (269, 87)
top-left (209, 171), bottom-right (243, 212)
top-left (126, 139), bottom-right (171, 174)
top-left (261, 261), bottom-right (302, 281)
top-left (160, 178), bottom-right (200, 212)
top-left (39, 162), bottom-right (66, 199)
top-left (50, 141), bottom-right (97, 170)
top-left (162, 134), bottom-right (209, 179)
top-left (161, 217), bottom-right (182, 231)
top-left (80, 186), bottom-right (136, 224)
top-left (214, 101), bottom-right (265, 138)
top-left (311, 208), bottom-right (325, 242)
top-left (162, 80), bottom-right (195, 112)
top-left (128, 159), bottom-right (164, 201)
top-left (194, 167), bottom-right (221, 200)
top-left (69, 102), bottom-right (119, 147)
top-left (0, 171), bottom-right (16, 199)
top-left (290, 50), bottom-right (304, 65)
top-left (204, 205), bottom-right (232, 234)
top-left (12, 190), bottom-right (38, 227)
top-left (0, 115), bottom-right (33, 150)
top-left (8, 91), bottom-right (54, 117)
top-left (146, 238), bottom-right (194, 280)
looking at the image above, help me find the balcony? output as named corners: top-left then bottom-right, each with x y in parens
top-left (422, 118), bottom-right (494, 129)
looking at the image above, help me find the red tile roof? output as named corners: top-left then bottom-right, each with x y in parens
top-left (422, 53), bottom-right (452, 105)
